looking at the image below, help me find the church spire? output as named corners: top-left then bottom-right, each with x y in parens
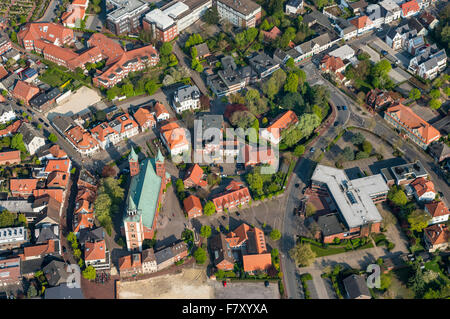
top-left (129, 147), bottom-right (139, 177)
top-left (156, 147), bottom-right (164, 163)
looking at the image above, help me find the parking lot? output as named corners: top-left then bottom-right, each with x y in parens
top-left (46, 86), bottom-right (102, 119)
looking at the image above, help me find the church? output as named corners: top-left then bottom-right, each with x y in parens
top-left (122, 148), bottom-right (170, 252)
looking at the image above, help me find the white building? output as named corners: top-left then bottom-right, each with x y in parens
top-left (18, 122), bottom-right (46, 155)
top-left (216, 0), bottom-right (261, 28)
top-left (329, 45), bottom-right (355, 61)
top-left (285, 0), bottom-right (303, 15)
top-left (172, 85), bottom-right (201, 114)
top-left (0, 103), bottom-right (16, 124)
top-left (141, 248), bottom-right (158, 273)
top-left (0, 227), bottom-right (26, 245)
top-left (425, 201), bottom-right (450, 225)
top-left (379, 0), bottom-right (401, 23)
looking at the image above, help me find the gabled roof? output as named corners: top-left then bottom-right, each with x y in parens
top-left (10, 178), bottom-right (39, 194)
top-left (184, 164), bottom-right (207, 187)
top-left (24, 239), bottom-right (56, 259)
top-left (265, 110), bottom-right (298, 140)
top-left (133, 107), bottom-right (156, 128)
top-left (401, 0), bottom-right (420, 16)
top-left (425, 201), bottom-right (449, 218)
top-left (183, 194), bottom-right (202, 214)
top-left (350, 15), bottom-right (373, 29)
top-left (386, 103), bottom-right (441, 145)
top-left (321, 55), bottom-right (345, 73)
top-left (12, 80), bottom-right (39, 102)
top-left (410, 177), bottom-right (435, 197)
top-left (84, 239), bottom-right (106, 261)
top-left (343, 274), bottom-right (371, 299)
top-left (424, 223), bottom-right (449, 245)
top-left (160, 122), bottom-right (189, 150)
top-left (45, 158), bottom-right (71, 173)
top-left (242, 253), bottom-right (271, 273)
top-left (119, 253), bottom-right (141, 270)
top-left (46, 171), bottom-right (69, 189)
top-left (0, 150), bottom-right (20, 163)
top-left (154, 102), bottom-right (170, 119)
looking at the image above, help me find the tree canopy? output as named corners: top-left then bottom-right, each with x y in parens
top-left (289, 243), bottom-right (316, 267)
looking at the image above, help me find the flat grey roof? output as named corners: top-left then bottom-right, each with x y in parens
top-left (311, 165), bottom-right (387, 229)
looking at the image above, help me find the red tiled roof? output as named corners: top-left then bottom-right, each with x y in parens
top-left (18, 23), bottom-right (74, 47)
top-left (62, 5), bottom-right (86, 26)
top-left (10, 178), bottom-right (38, 194)
top-left (401, 0), bottom-right (420, 16)
top-left (424, 224), bottom-right (449, 245)
top-left (133, 107), bottom-right (156, 128)
top-left (321, 55), bottom-right (345, 73)
top-left (160, 122), bottom-right (189, 150)
top-left (33, 189), bottom-right (64, 203)
top-left (184, 164), bottom-right (207, 187)
top-left (76, 188), bottom-right (96, 202)
top-left (266, 110), bottom-right (298, 140)
top-left (84, 240), bottom-right (106, 261)
top-left (243, 144), bottom-right (276, 167)
top-left (386, 103), bottom-right (441, 145)
top-left (243, 253), bottom-right (272, 273)
top-left (65, 126), bottom-right (99, 151)
top-left (0, 150), bottom-right (21, 163)
top-left (350, 15), bottom-right (373, 29)
top-left (48, 144), bottom-right (67, 158)
top-left (12, 80), bottom-right (39, 103)
top-left (183, 194), bottom-right (202, 214)
top-left (0, 120), bottom-right (22, 137)
top-left (411, 177), bottom-right (435, 197)
top-left (263, 26), bottom-right (282, 41)
top-left (154, 102), bottom-right (170, 119)
top-left (119, 254), bottom-right (141, 270)
top-left (46, 171), bottom-right (69, 189)
top-left (23, 240), bottom-right (56, 259)
top-left (91, 122), bottom-right (117, 142)
top-left (0, 65), bottom-right (8, 79)
top-left (45, 158), bottom-right (71, 173)
top-left (425, 201), bottom-right (450, 218)
top-left (87, 33), bottom-right (124, 64)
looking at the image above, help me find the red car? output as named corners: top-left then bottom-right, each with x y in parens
top-left (222, 281), bottom-right (227, 287)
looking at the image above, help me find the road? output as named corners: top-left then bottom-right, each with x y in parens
top-left (38, 0), bottom-right (60, 22)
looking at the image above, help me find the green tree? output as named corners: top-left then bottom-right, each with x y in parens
top-left (0, 210), bottom-right (15, 227)
top-left (10, 31), bottom-right (17, 43)
top-left (246, 171), bottom-right (264, 196)
top-left (429, 99), bottom-right (442, 110)
top-left (27, 285), bottom-right (38, 298)
top-left (121, 83), bottom-right (134, 97)
top-left (202, 7), bottom-right (219, 25)
top-left (194, 247), bottom-right (207, 264)
top-left (269, 229), bottom-right (281, 241)
top-left (145, 80), bottom-right (159, 95)
top-left (73, 248), bottom-right (82, 259)
top-left (204, 201), bottom-right (216, 216)
top-left (82, 265), bottom-right (96, 280)
top-left (342, 146), bottom-right (354, 161)
top-left (429, 89), bottom-right (441, 99)
top-left (67, 232), bottom-right (77, 243)
top-left (106, 86), bottom-right (121, 100)
top-left (289, 243), bottom-right (316, 267)
top-left (284, 73), bottom-right (299, 93)
top-left (379, 273), bottom-right (392, 290)
top-left (407, 210), bottom-right (430, 232)
top-left (294, 145), bottom-right (305, 156)
top-left (387, 186), bottom-right (408, 207)
top-left (160, 42), bottom-right (173, 57)
top-left (200, 225), bottom-right (212, 238)
top-left (16, 213), bottom-right (27, 227)
top-left (48, 133), bottom-right (58, 143)
top-left (351, 132), bottom-right (365, 145)
top-left (362, 140), bottom-right (372, 154)
top-left (305, 203), bottom-right (316, 217)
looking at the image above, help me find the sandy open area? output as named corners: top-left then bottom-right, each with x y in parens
top-left (118, 267), bottom-right (214, 299)
top-left (117, 267), bottom-right (281, 299)
top-left (47, 86), bottom-right (102, 119)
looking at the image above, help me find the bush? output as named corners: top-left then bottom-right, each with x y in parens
top-left (270, 229), bottom-right (281, 241)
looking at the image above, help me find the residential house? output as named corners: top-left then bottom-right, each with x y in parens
top-left (141, 248), bottom-right (157, 273)
top-left (366, 4), bottom-right (385, 29)
top-left (73, 199), bottom-right (94, 234)
top-left (384, 103), bottom-right (441, 149)
top-left (408, 44), bottom-right (447, 80)
top-left (78, 227), bottom-right (105, 248)
top-left (45, 283), bottom-right (84, 299)
top-left (349, 0), bottom-right (368, 16)
top-left (18, 122), bottom-right (46, 155)
top-left (172, 85), bottom-right (201, 114)
top-left (320, 55), bottom-right (348, 84)
top-left (216, 0), bottom-right (261, 28)
top-left (428, 142), bottom-right (450, 163)
top-left (343, 274), bottom-right (371, 299)
top-left (407, 17), bottom-right (427, 36)
top-left (0, 257), bottom-right (21, 285)
top-left (84, 239), bottom-right (110, 270)
top-left (155, 246), bottom-right (174, 271)
top-left (407, 35), bottom-right (426, 56)
top-left (401, 0), bottom-right (420, 18)
top-left (423, 223), bottom-right (449, 252)
top-left (10, 179), bottom-right (39, 198)
top-left (119, 253), bottom-right (142, 277)
top-left (350, 15), bottom-right (374, 35)
top-left (183, 164), bottom-right (207, 188)
top-left (419, 12), bottom-right (439, 30)
top-left (248, 51), bottom-right (280, 79)
top-left (409, 177), bottom-right (436, 202)
top-left (293, 33), bottom-right (339, 63)
top-left (12, 80), bottom-right (39, 106)
top-left (170, 240), bottom-right (188, 262)
top-left (260, 110), bottom-right (298, 144)
top-left (193, 43), bottom-right (210, 59)
top-left (142, 8), bottom-right (178, 43)
top-left (210, 233), bottom-right (235, 271)
top-left (46, 171), bottom-right (70, 189)
top-left (22, 239), bottom-right (58, 260)
top-left (160, 122), bottom-right (190, 156)
top-left (379, 0), bottom-right (401, 24)
top-left (386, 23), bottom-right (417, 50)
top-left (37, 144), bottom-right (68, 162)
top-left (0, 103), bottom-right (16, 124)
top-left (262, 26), bottom-right (282, 42)
top-left (242, 144), bottom-right (277, 168)
top-left (29, 87), bottom-right (61, 112)
top-left (64, 125), bottom-right (100, 155)
top-left (183, 194), bottom-right (202, 219)
top-left (61, 0), bottom-right (89, 28)
top-left (133, 106), bottom-right (156, 132)
top-left (0, 150), bottom-right (21, 165)
top-left (154, 102), bottom-right (170, 122)
top-left (425, 201), bottom-right (450, 225)
top-left (0, 33), bottom-right (12, 56)
top-left (365, 89), bottom-right (395, 110)
top-left (285, 0), bottom-right (303, 15)
top-left (212, 180), bottom-right (251, 213)
top-left (43, 260), bottom-right (71, 287)
top-left (334, 18), bottom-right (358, 41)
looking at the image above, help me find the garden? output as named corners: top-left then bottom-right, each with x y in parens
top-left (298, 236), bottom-right (374, 258)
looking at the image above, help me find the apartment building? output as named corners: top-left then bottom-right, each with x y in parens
top-left (18, 23), bottom-right (75, 51)
top-left (216, 0), bottom-right (261, 28)
top-left (105, 0), bottom-right (150, 35)
top-left (0, 33), bottom-right (12, 56)
top-left (384, 103), bottom-right (441, 149)
top-left (212, 181), bottom-right (251, 213)
top-left (408, 45), bottom-right (447, 80)
top-left (172, 85), bottom-right (201, 114)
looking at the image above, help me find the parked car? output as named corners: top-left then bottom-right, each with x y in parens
top-left (381, 50), bottom-right (388, 56)
top-left (44, 123), bottom-right (49, 128)
top-left (295, 183), bottom-right (299, 188)
top-left (334, 121), bottom-right (339, 126)
top-left (38, 118), bottom-right (44, 123)
top-left (310, 147), bottom-right (315, 153)
top-left (337, 105), bottom-right (341, 110)
top-left (264, 281), bottom-right (269, 287)
top-left (342, 105), bottom-right (347, 110)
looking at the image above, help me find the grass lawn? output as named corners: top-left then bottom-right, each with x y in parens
top-left (309, 241), bottom-right (374, 257)
top-left (389, 272), bottom-right (414, 299)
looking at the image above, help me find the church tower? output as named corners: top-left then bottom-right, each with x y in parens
top-left (128, 147), bottom-right (139, 177)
